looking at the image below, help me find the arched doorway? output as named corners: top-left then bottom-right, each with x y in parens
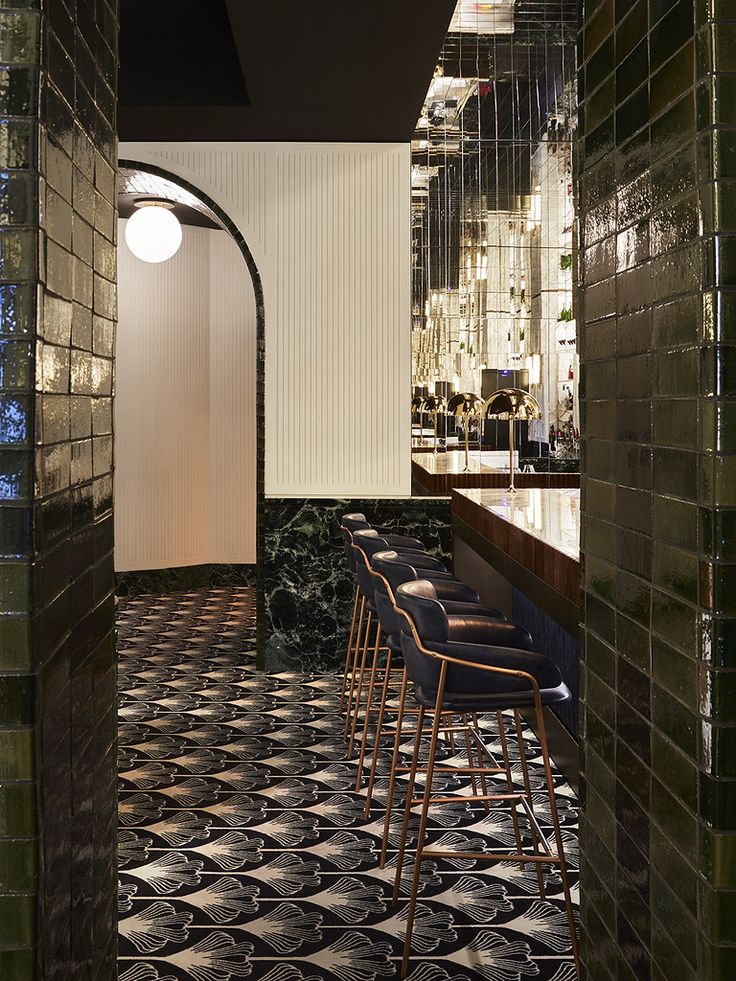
top-left (116, 161), bottom-right (265, 657)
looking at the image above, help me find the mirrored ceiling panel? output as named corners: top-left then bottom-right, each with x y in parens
top-left (412, 0), bottom-right (579, 467)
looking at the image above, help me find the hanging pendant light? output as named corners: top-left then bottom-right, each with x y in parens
top-left (125, 198), bottom-right (182, 263)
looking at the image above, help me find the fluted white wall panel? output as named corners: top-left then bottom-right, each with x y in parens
top-left (118, 142), bottom-right (412, 498)
top-left (209, 232), bottom-right (257, 563)
top-left (115, 224), bottom-right (256, 571)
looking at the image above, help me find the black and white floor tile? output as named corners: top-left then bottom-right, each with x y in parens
top-left (118, 586), bottom-right (579, 981)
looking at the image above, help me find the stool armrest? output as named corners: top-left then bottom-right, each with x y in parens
top-left (430, 640), bottom-right (556, 694)
top-left (382, 534), bottom-right (426, 552)
top-left (446, 617), bottom-right (533, 650)
top-left (431, 580), bottom-right (480, 604)
top-left (442, 601), bottom-right (506, 619)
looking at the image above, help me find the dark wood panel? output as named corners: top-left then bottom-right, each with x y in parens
top-left (413, 460), bottom-right (581, 494)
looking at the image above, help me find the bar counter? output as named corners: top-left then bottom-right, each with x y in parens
top-left (414, 450), bottom-right (581, 494)
top-left (452, 486), bottom-right (581, 775)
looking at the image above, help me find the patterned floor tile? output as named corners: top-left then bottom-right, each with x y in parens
top-left (118, 586), bottom-right (578, 980)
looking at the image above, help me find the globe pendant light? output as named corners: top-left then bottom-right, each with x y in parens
top-left (125, 198), bottom-right (182, 263)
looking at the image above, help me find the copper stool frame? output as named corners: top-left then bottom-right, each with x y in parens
top-left (391, 610), bottom-right (580, 979)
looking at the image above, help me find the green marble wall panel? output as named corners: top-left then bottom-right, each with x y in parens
top-left (262, 498), bottom-right (452, 672)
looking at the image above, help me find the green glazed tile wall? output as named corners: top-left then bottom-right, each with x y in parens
top-left (579, 0), bottom-right (736, 977)
top-left (0, 0), bottom-right (118, 975)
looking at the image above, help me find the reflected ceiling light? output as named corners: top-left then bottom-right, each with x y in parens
top-left (125, 199), bottom-right (182, 263)
top-left (450, 0), bottom-right (515, 34)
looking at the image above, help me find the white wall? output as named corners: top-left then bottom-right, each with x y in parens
top-left (118, 143), bottom-right (412, 498)
top-left (115, 223), bottom-right (257, 571)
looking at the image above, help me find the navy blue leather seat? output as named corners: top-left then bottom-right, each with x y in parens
top-left (370, 549), bottom-right (507, 654)
top-left (351, 529), bottom-right (428, 616)
top-left (396, 579), bottom-right (571, 711)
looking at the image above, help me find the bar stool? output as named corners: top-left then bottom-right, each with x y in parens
top-left (372, 560), bottom-right (529, 865)
top-left (392, 579), bottom-right (579, 978)
top-left (360, 548), bottom-right (509, 819)
top-left (344, 528), bottom-right (426, 754)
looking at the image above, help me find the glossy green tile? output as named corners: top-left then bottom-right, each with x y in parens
top-left (0, 782), bottom-right (35, 836)
top-left (652, 495), bottom-right (698, 551)
top-left (651, 588), bottom-right (697, 655)
top-left (0, 615), bottom-right (30, 670)
top-left (586, 35), bottom-right (615, 94)
top-left (616, 736), bottom-right (650, 805)
top-left (584, 0), bottom-right (613, 59)
top-left (586, 77), bottom-right (615, 134)
top-left (0, 894), bottom-right (35, 946)
top-left (587, 554), bottom-right (616, 604)
top-left (706, 722), bottom-right (736, 777)
top-left (652, 40), bottom-right (694, 117)
top-left (652, 636), bottom-right (698, 712)
top-left (0, 674), bottom-right (33, 726)
top-left (652, 823), bottom-right (697, 912)
top-left (0, 10), bottom-right (39, 64)
top-left (615, 0), bottom-right (646, 61)
top-left (652, 682), bottom-right (699, 758)
top-left (0, 170), bottom-right (36, 226)
top-left (652, 776), bottom-right (699, 871)
top-left (0, 562), bottom-right (30, 614)
top-left (653, 540), bottom-right (699, 605)
top-left (700, 453), bottom-right (736, 507)
top-left (616, 612), bottom-right (651, 671)
top-left (0, 949), bottom-right (35, 981)
top-left (615, 569), bottom-right (650, 625)
top-left (700, 770), bottom-right (736, 831)
top-left (649, 883), bottom-right (698, 971)
top-left (0, 729), bottom-right (33, 779)
top-left (616, 84), bottom-right (649, 143)
top-left (650, 0), bottom-right (696, 74)
top-left (699, 823), bottom-right (736, 889)
top-left (653, 445), bottom-right (698, 499)
top-left (616, 40), bottom-right (648, 103)
top-left (651, 93), bottom-right (695, 162)
top-left (652, 151), bottom-right (697, 215)
top-left (0, 229), bottom-right (36, 284)
top-left (711, 563), bottom-right (736, 617)
top-left (0, 836), bottom-right (37, 891)
top-left (0, 505), bottom-right (31, 558)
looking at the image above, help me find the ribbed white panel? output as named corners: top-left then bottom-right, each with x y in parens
top-left (118, 142), bottom-right (412, 498)
top-left (209, 233), bottom-right (257, 563)
top-left (115, 224), bottom-right (257, 571)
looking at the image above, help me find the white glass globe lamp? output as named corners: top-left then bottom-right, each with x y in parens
top-left (125, 199), bottom-right (182, 263)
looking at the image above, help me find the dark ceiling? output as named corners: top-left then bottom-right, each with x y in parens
top-left (118, 0), bottom-right (457, 142)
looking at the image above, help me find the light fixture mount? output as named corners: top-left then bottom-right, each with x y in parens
top-left (132, 197), bottom-right (176, 210)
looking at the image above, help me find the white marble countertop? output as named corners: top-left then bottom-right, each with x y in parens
top-left (455, 487), bottom-right (580, 560)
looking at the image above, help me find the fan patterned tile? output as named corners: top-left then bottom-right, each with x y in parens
top-left (118, 586), bottom-right (578, 981)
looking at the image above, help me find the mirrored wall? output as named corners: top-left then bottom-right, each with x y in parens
top-left (411, 0), bottom-right (578, 475)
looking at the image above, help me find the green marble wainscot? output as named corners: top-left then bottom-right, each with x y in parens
top-left (262, 497), bottom-right (452, 672)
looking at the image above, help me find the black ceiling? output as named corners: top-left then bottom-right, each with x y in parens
top-left (118, 0), bottom-right (457, 142)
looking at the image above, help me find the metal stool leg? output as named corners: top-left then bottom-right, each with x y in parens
top-left (496, 709), bottom-right (525, 864)
top-left (343, 596), bottom-right (365, 736)
top-left (535, 701), bottom-right (580, 976)
top-left (514, 708), bottom-right (547, 898)
top-left (347, 613), bottom-right (375, 757)
top-left (338, 584), bottom-right (360, 714)
top-left (355, 626), bottom-right (383, 790)
top-left (380, 667), bottom-right (408, 868)
top-left (401, 663), bottom-right (447, 978)
top-left (392, 702), bottom-right (426, 905)
top-left (363, 649), bottom-right (393, 817)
